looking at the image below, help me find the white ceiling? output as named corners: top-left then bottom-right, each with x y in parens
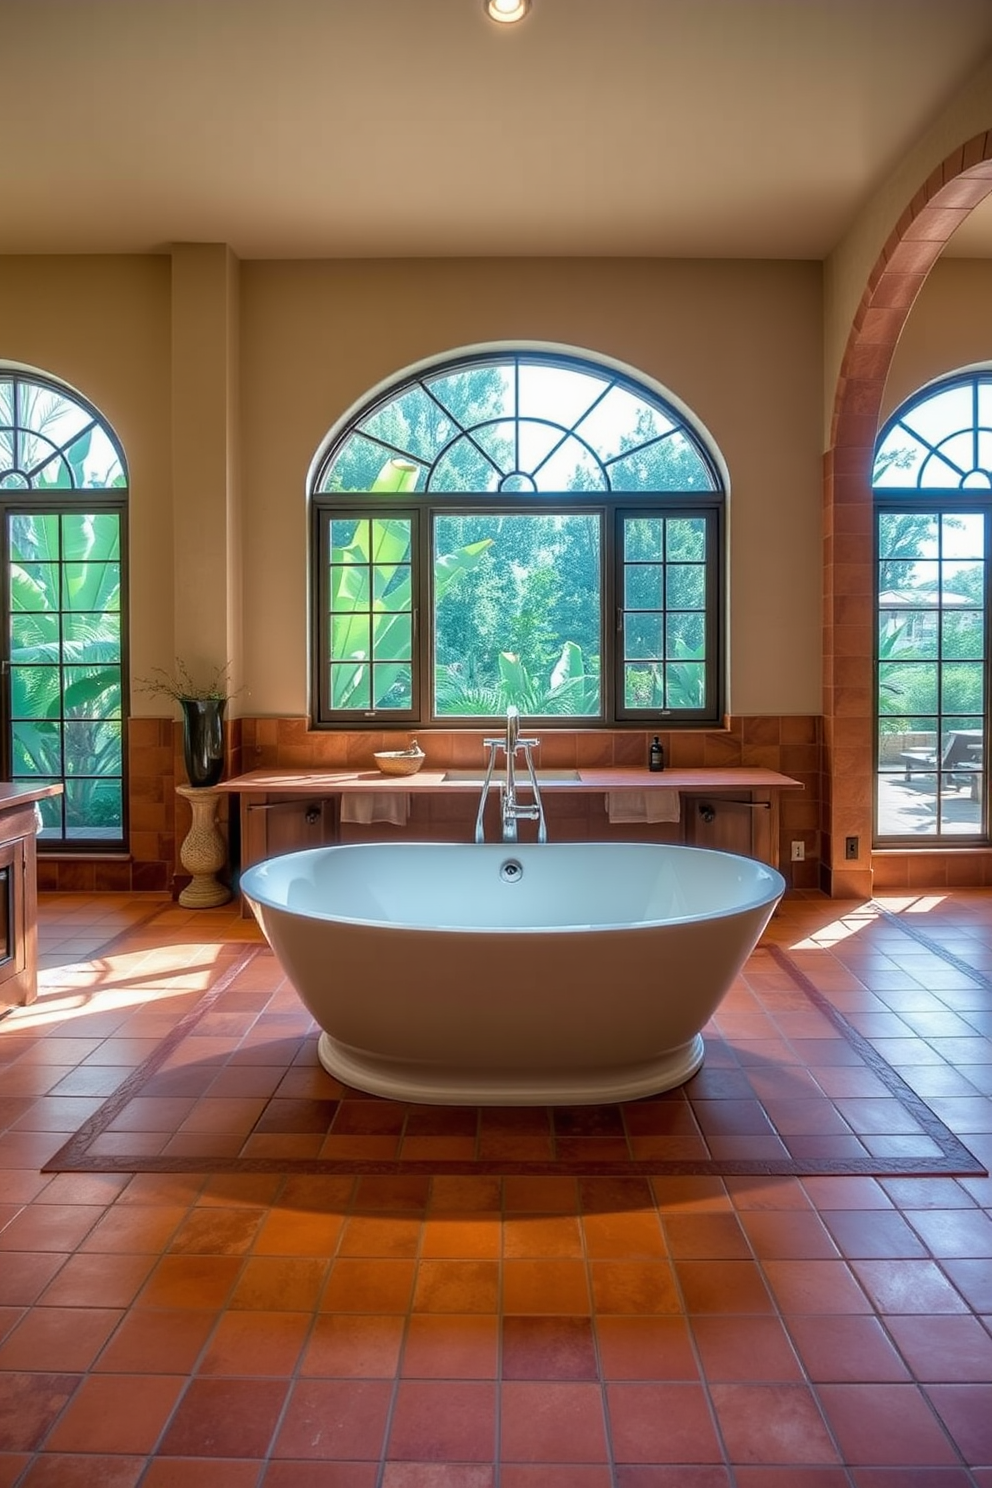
top-left (3, 0), bottom-right (992, 261)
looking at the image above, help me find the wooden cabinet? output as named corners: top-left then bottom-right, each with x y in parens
top-left (240, 794), bottom-right (338, 871)
top-left (682, 791), bottom-right (778, 866)
top-left (0, 786), bottom-right (60, 1012)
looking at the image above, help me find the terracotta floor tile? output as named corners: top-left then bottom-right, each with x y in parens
top-left (503, 1259), bottom-right (590, 1314)
top-left (709, 1381), bottom-right (840, 1465)
top-left (905, 1205), bottom-right (992, 1257)
top-left (500, 1468), bottom-right (612, 1488)
top-left (761, 1259), bottom-right (872, 1314)
top-left (502, 1176), bottom-right (578, 1213)
top-left (817, 1383), bottom-right (962, 1467)
top-left (319, 1257), bottom-right (416, 1313)
top-left (925, 1383), bottom-right (992, 1464)
top-left (43, 1373), bottom-right (183, 1454)
top-left (821, 1209), bottom-right (928, 1259)
top-left (386, 1379), bottom-right (497, 1461)
top-left (785, 1314), bottom-right (911, 1383)
top-left (500, 1380), bottom-right (609, 1463)
top-left (231, 1256), bottom-right (328, 1312)
top-left (0, 1374), bottom-right (80, 1453)
top-left (138, 1254), bottom-right (242, 1310)
top-left (0, 1253), bottom-right (72, 1306)
top-left (400, 1313), bottom-right (499, 1379)
top-left (299, 1312), bottom-right (405, 1377)
top-left (501, 1314), bottom-right (597, 1379)
top-left (0, 1305), bottom-right (121, 1371)
top-left (605, 1382), bottom-right (724, 1464)
top-left (690, 1315), bottom-right (804, 1381)
top-left (142, 1461), bottom-right (263, 1488)
top-left (156, 1377), bottom-right (288, 1457)
top-left (197, 1308), bottom-right (310, 1375)
top-left (594, 1315), bottom-right (698, 1381)
top-left (581, 1209), bottom-right (667, 1259)
top-left (93, 1307), bottom-right (218, 1373)
top-left (412, 1260), bottom-right (499, 1314)
top-left (14, 1454), bottom-right (145, 1487)
top-left (37, 1249), bottom-right (156, 1307)
top-left (421, 1214), bottom-right (501, 1259)
top-left (886, 1313), bottom-right (992, 1382)
top-left (674, 1259), bottom-right (774, 1315)
top-left (80, 1204), bottom-right (188, 1253)
top-left (380, 1468), bottom-right (492, 1488)
top-left (262, 1465), bottom-right (377, 1488)
top-left (0, 1203), bottom-right (104, 1252)
top-left (428, 1176), bottom-right (502, 1212)
top-left (589, 1259), bottom-right (681, 1315)
top-left (849, 1258), bottom-right (971, 1314)
top-left (272, 1378), bottom-right (392, 1460)
top-left (251, 1207), bottom-right (345, 1255)
top-left (338, 1212), bottom-right (422, 1258)
top-left (503, 1215), bottom-right (583, 1258)
top-left (167, 1205), bottom-right (266, 1255)
top-left (662, 1212), bottom-right (751, 1259)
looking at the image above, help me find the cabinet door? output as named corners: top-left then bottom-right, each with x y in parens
top-left (242, 797), bottom-right (336, 867)
top-left (683, 795), bottom-right (755, 857)
top-left (0, 835), bottom-right (27, 1012)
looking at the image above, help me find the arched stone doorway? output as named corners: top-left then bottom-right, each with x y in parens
top-left (823, 134), bottom-right (992, 896)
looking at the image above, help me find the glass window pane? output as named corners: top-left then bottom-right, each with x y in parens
top-left (330, 518), bottom-right (366, 559)
top-left (330, 566), bottom-right (370, 612)
top-left (11, 612), bottom-right (59, 655)
top-left (879, 661), bottom-right (938, 716)
top-left (373, 614), bottom-right (411, 662)
top-left (609, 432), bottom-right (714, 492)
top-left (430, 436), bottom-right (502, 493)
top-left (429, 364), bottom-right (514, 426)
top-left (64, 719), bottom-right (122, 775)
top-left (625, 615), bottom-right (664, 660)
top-left (10, 665), bottom-right (59, 719)
top-left (372, 663), bottom-right (412, 710)
top-left (63, 561), bottom-right (120, 612)
top-left (533, 435), bottom-right (606, 492)
top-left (666, 564), bottom-right (706, 609)
top-left (330, 662), bottom-right (370, 711)
top-left (625, 565), bottom-right (664, 610)
top-left (879, 609), bottom-right (937, 661)
top-left (942, 610), bottom-right (983, 660)
top-left (666, 518), bottom-right (706, 561)
top-left (33, 790), bottom-right (63, 836)
top-left (359, 386), bottom-right (455, 466)
top-left (573, 384), bottom-right (676, 463)
top-left (64, 777), bottom-right (122, 834)
top-left (63, 513), bottom-right (120, 561)
top-left (666, 661), bottom-right (706, 709)
top-left (624, 662), bottom-right (664, 710)
top-left (8, 513), bottom-right (60, 561)
top-left (12, 562), bottom-right (59, 609)
top-left (668, 612), bottom-right (705, 656)
top-left (517, 362), bottom-right (607, 427)
top-left (624, 518), bottom-right (663, 561)
top-left (63, 664), bottom-right (121, 719)
top-left (941, 664), bottom-right (983, 716)
top-left (331, 614), bottom-right (370, 661)
top-left (433, 512), bottom-right (600, 717)
top-left (12, 719), bottom-right (61, 773)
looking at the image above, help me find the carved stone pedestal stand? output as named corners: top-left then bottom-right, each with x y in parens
top-left (176, 785), bottom-right (231, 907)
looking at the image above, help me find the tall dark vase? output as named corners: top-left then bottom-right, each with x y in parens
top-left (181, 698), bottom-right (226, 788)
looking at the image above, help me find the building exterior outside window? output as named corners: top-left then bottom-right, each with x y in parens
top-left (0, 370), bottom-right (127, 849)
top-left (874, 371), bottom-right (991, 844)
top-left (310, 348), bottom-right (725, 730)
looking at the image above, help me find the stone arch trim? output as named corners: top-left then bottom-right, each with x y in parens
top-left (823, 132), bottom-right (992, 896)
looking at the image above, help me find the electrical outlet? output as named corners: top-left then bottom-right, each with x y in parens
top-left (791, 841), bottom-right (805, 861)
top-left (845, 835), bottom-right (859, 860)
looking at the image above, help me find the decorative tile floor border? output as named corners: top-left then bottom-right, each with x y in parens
top-left (44, 911), bottom-right (986, 1180)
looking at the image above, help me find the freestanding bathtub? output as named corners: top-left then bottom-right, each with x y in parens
top-left (240, 841), bottom-right (785, 1105)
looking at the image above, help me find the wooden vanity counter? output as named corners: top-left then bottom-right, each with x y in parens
top-left (218, 765), bottom-right (803, 876)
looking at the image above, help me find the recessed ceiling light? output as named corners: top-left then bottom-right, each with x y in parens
top-left (484, 0), bottom-right (531, 24)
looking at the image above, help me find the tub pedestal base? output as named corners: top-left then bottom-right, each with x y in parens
top-left (316, 1031), bottom-right (705, 1106)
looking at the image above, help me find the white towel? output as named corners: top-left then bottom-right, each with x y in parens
top-left (340, 792), bottom-right (410, 826)
top-left (607, 789), bottom-right (681, 824)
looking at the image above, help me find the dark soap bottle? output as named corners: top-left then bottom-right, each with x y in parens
top-left (649, 735), bottom-right (665, 772)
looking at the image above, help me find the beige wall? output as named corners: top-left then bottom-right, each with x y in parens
top-left (1, 251), bottom-right (825, 720)
top-left (882, 257), bottom-right (992, 420)
top-left (240, 256), bottom-right (824, 718)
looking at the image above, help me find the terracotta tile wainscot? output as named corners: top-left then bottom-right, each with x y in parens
top-left (217, 766), bottom-right (803, 907)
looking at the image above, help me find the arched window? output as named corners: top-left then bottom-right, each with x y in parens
top-left (310, 348), bottom-right (725, 728)
top-left (0, 370), bottom-right (127, 848)
top-left (874, 371), bottom-right (991, 843)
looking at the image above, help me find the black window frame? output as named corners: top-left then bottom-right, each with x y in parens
top-left (310, 349), bottom-right (726, 731)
